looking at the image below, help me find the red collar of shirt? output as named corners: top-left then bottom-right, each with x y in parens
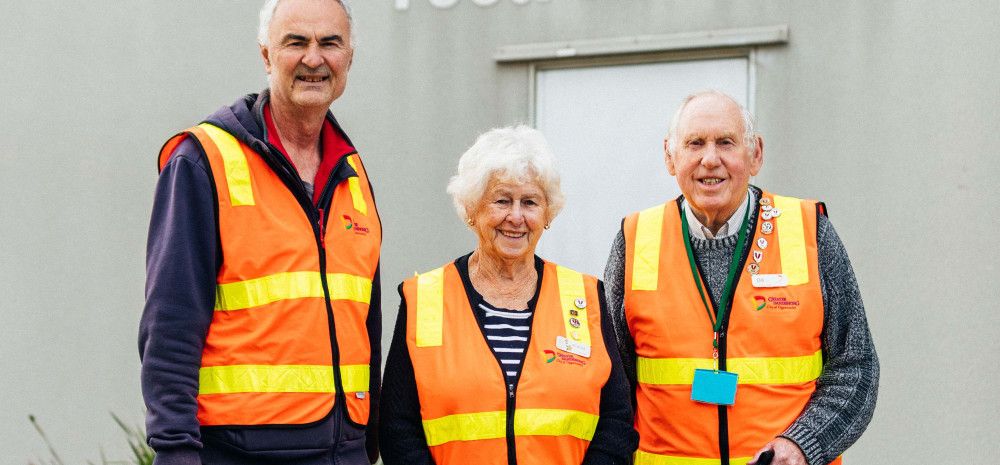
top-left (263, 104), bottom-right (356, 205)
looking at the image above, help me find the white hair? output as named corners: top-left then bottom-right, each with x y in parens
top-left (666, 90), bottom-right (757, 155)
top-left (258, 0), bottom-right (355, 47)
top-left (447, 125), bottom-right (565, 225)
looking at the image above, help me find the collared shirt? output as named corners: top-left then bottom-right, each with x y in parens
top-left (682, 188), bottom-right (755, 240)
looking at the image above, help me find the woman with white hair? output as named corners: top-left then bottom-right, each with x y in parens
top-left (379, 126), bottom-right (637, 465)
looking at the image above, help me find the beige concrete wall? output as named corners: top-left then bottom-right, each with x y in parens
top-left (2, 0), bottom-right (997, 462)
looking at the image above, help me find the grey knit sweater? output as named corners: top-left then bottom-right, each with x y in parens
top-left (604, 187), bottom-right (879, 465)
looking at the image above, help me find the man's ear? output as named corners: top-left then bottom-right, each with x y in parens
top-left (664, 138), bottom-right (677, 176)
top-left (749, 135), bottom-right (764, 176)
top-left (260, 44), bottom-right (272, 75)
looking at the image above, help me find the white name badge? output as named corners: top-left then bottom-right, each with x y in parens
top-left (556, 336), bottom-right (591, 358)
top-left (752, 273), bottom-right (789, 288)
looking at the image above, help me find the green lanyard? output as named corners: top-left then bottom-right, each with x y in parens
top-left (679, 200), bottom-right (751, 370)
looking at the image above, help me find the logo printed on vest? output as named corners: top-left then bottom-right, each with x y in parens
top-left (756, 295), bottom-right (801, 311)
top-left (342, 215), bottom-right (370, 234)
top-left (546, 348), bottom-right (589, 366)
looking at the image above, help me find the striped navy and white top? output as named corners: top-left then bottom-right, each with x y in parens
top-left (477, 301), bottom-right (534, 384)
top-left (456, 253), bottom-right (543, 388)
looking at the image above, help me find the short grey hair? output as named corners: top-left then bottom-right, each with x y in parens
top-left (447, 125), bottom-right (565, 225)
top-left (666, 90), bottom-right (757, 155)
top-left (258, 0), bottom-right (355, 47)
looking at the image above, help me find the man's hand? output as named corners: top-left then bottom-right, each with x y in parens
top-left (749, 437), bottom-right (807, 465)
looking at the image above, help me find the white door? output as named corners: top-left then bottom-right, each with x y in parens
top-left (535, 57), bottom-right (750, 276)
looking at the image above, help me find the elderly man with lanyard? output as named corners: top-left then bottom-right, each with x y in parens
top-left (604, 90), bottom-right (878, 465)
top-left (139, 1), bottom-right (381, 464)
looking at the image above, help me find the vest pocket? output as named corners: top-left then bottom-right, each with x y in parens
top-left (201, 413), bottom-right (339, 455)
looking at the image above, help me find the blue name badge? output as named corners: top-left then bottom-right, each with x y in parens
top-left (691, 369), bottom-right (738, 406)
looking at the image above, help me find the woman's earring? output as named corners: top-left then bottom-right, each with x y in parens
top-left (544, 224), bottom-right (551, 230)
top-left (467, 218), bottom-right (475, 227)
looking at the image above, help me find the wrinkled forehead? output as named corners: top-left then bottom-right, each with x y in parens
top-left (269, 0), bottom-right (351, 38)
top-left (676, 95), bottom-right (746, 138)
top-left (484, 174), bottom-right (544, 196)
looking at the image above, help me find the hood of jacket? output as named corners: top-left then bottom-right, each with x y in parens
top-left (201, 90), bottom-right (272, 158)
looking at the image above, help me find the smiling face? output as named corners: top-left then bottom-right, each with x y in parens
top-left (470, 178), bottom-right (549, 263)
top-left (260, 0), bottom-right (353, 113)
top-left (665, 93), bottom-right (763, 228)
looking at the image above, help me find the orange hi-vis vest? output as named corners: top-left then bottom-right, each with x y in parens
top-left (158, 122), bottom-right (381, 427)
top-left (624, 191), bottom-right (839, 465)
top-left (401, 261), bottom-right (611, 465)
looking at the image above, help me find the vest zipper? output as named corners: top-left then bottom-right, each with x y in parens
top-left (460, 256), bottom-right (544, 465)
top-left (313, 154), bottom-right (361, 431)
top-left (255, 140), bottom-right (348, 432)
top-left (508, 378), bottom-right (516, 465)
top-left (504, 311), bottom-right (535, 465)
top-left (317, 236), bottom-right (347, 440)
top-left (717, 345), bottom-right (730, 465)
top-left (315, 178), bottom-right (349, 436)
top-left (477, 321), bottom-right (520, 465)
top-left (714, 207), bottom-right (758, 465)
top-left (318, 209), bottom-right (326, 248)
top-left (472, 305), bottom-right (526, 465)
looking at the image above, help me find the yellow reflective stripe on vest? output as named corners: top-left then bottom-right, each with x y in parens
top-left (636, 356), bottom-right (713, 384)
top-left (422, 409), bottom-right (598, 447)
top-left (339, 364), bottom-right (371, 392)
top-left (327, 272), bottom-right (373, 303)
top-left (556, 266), bottom-right (591, 347)
top-left (415, 267), bottom-right (445, 347)
top-left (345, 155), bottom-right (368, 215)
top-left (514, 408), bottom-right (599, 441)
top-left (199, 364), bottom-right (370, 394)
top-left (772, 195), bottom-right (808, 285)
top-left (215, 271), bottom-right (371, 311)
top-left (635, 450), bottom-right (752, 465)
top-left (198, 123), bottom-right (255, 207)
top-left (632, 204), bottom-right (665, 291)
top-left (636, 350), bottom-right (823, 385)
top-left (423, 410), bottom-right (506, 446)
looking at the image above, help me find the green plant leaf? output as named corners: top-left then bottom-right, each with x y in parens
top-left (29, 413), bottom-right (155, 465)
